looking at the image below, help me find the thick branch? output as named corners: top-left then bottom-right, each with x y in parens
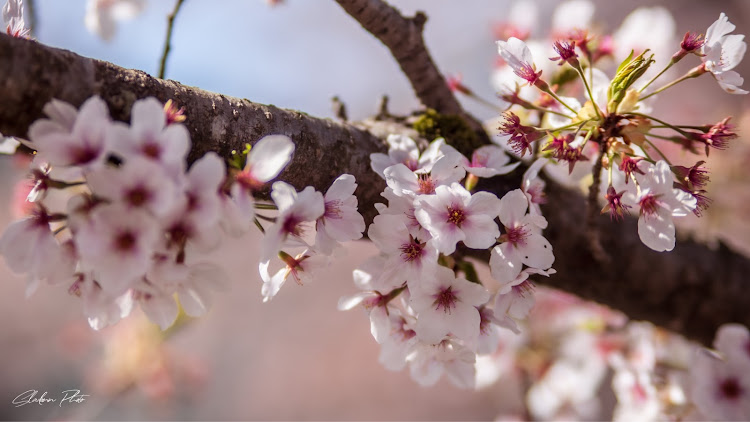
top-left (0, 34), bottom-right (386, 223)
top-left (1, 34), bottom-right (749, 346)
top-left (334, 0), bottom-right (489, 148)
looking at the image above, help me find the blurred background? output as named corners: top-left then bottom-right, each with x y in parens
top-left (2, 0), bottom-right (750, 420)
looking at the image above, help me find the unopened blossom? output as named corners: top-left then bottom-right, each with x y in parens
top-left (260, 250), bottom-right (328, 302)
top-left (407, 339), bottom-right (477, 389)
top-left (414, 183), bottom-right (501, 255)
top-left (461, 145), bottom-right (519, 178)
top-left (409, 266), bottom-right (489, 347)
top-left (384, 153), bottom-right (465, 198)
top-left (75, 204), bottom-right (160, 294)
top-left (261, 183), bottom-right (324, 262)
top-left (87, 157), bottom-right (178, 217)
top-left (29, 96), bottom-right (111, 169)
top-left (490, 189), bottom-right (554, 284)
top-left (85, 0), bottom-right (145, 41)
top-left (368, 214), bottom-right (437, 291)
top-left (108, 97), bottom-right (190, 177)
top-left (496, 37), bottom-right (543, 86)
top-left (315, 174), bottom-right (365, 255)
top-left (626, 161), bottom-right (696, 252)
top-left (701, 13), bottom-right (748, 94)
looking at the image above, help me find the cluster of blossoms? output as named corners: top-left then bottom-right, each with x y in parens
top-left (338, 134), bottom-right (555, 387)
top-left (0, 95), bottom-right (365, 330)
top-left (477, 2), bottom-right (747, 252)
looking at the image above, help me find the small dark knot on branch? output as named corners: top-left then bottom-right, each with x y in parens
top-left (412, 11), bottom-right (427, 31)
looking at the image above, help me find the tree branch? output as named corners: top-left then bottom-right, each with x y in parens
top-left (1, 34), bottom-right (749, 346)
top-left (333, 0), bottom-right (489, 148)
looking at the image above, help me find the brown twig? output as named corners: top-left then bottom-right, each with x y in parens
top-left (158, 0), bottom-right (187, 79)
top-left (333, 0), bottom-right (489, 145)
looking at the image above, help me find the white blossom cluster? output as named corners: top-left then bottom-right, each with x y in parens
top-left (0, 95), bottom-right (366, 330)
top-left (339, 135), bottom-right (556, 388)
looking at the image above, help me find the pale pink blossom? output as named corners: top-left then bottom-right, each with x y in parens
top-left (29, 96), bottom-right (111, 169)
top-left (367, 214), bottom-right (438, 291)
top-left (690, 348), bottom-right (750, 420)
top-left (107, 97), bottom-right (190, 177)
top-left (493, 281), bottom-right (535, 334)
top-left (406, 339), bottom-right (476, 389)
top-left (701, 13), bottom-right (748, 94)
top-left (414, 183), bottom-right (501, 255)
top-left (69, 275), bottom-right (134, 330)
top-left (261, 182), bottom-right (324, 262)
top-left (496, 37), bottom-right (542, 86)
top-left (461, 145), bottom-right (519, 178)
top-left (490, 189), bottom-right (554, 284)
top-left (315, 174), bottom-right (365, 255)
top-left (409, 266), bottom-right (489, 346)
top-left (259, 249), bottom-right (328, 302)
top-left (384, 153), bottom-right (465, 198)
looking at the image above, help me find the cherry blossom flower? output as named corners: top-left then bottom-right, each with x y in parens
top-left (496, 37), bottom-right (542, 86)
top-left (625, 161), bottom-right (696, 252)
top-left (0, 206), bottom-right (74, 296)
top-left (87, 156), bottom-right (179, 217)
top-left (384, 153), bottom-right (465, 198)
top-left (522, 158), bottom-right (547, 216)
top-left (490, 189), bottom-right (554, 284)
top-left (378, 310), bottom-right (419, 371)
top-left (132, 278), bottom-right (180, 330)
top-left (460, 145), bottom-right (519, 178)
top-left (367, 214), bottom-right (438, 291)
top-left (181, 152), bottom-right (226, 229)
top-left (493, 280), bottom-right (536, 334)
top-left (414, 183), bottom-right (501, 255)
top-left (701, 13), bottom-right (748, 94)
top-left (29, 96), bottom-right (111, 169)
top-left (226, 135), bottom-right (295, 230)
top-left (107, 97), bottom-right (190, 178)
top-left (374, 187), bottom-right (429, 240)
top-left (75, 204), bottom-right (160, 294)
top-left (690, 349), bottom-right (750, 420)
top-left (315, 174), bottom-right (365, 255)
top-left (407, 339), bottom-right (477, 389)
top-left (261, 182), bottom-right (324, 263)
top-left (370, 134), bottom-right (423, 178)
top-left (409, 266), bottom-right (489, 346)
top-left (85, 0), bottom-right (145, 41)
top-left (714, 323), bottom-right (750, 368)
top-left (260, 249), bottom-right (329, 302)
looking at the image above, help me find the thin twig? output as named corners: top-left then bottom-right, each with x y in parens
top-left (584, 138), bottom-right (610, 265)
top-left (158, 0), bottom-right (187, 79)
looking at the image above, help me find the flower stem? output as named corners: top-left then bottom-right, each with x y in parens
top-left (640, 64), bottom-right (706, 101)
top-left (628, 112), bottom-right (691, 137)
top-left (638, 59), bottom-right (675, 94)
top-left (644, 139), bottom-right (672, 165)
top-left (253, 218), bottom-right (266, 234)
top-left (540, 85), bottom-right (579, 116)
top-left (574, 63), bottom-right (601, 120)
top-left (254, 203), bottom-right (278, 210)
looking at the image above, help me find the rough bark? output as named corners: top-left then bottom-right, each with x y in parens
top-left (333, 0), bottom-right (489, 147)
top-left (1, 33), bottom-right (749, 346)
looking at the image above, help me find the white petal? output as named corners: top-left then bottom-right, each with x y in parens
top-left (520, 234), bottom-right (555, 269)
top-left (498, 189), bottom-right (528, 226)
top-left (246, 135), bottom-right (295, 183)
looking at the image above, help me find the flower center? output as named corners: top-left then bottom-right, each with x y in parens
top-left (324, 199), bottom-right (343, 219)
top-left (282, 215), bottom-right (303, 237)
top-left (142, 141), bottom-right (162, 159)
top-left (114, 231), bottom-right (137, 252)
top-left (235, 170), bottom-right (263, 191)
top-left (71, 144), bottom-right (99, 165)
top-left (720, 378), bottom-right (743, 400)
top-left (417, 174), bottom-right (436, 195)
top-left (125, 186), bottom-right (150, 207)
top-left (504, 224), bottom-right (529, 247)
top-left (399, 237), bottom-right (425, 262)
top-left (446, 205), bottom-right (466, 227)
top-left (433, 286), bottom-right (458, 313)
top-left (639, 193), bottom-right (661, 216)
